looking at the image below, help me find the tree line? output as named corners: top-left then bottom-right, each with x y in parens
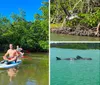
top-left (51, 43), bottom-right (100, 49)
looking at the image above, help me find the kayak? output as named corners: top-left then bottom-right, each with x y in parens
top-left (0, 60), bottom-right (22, 69)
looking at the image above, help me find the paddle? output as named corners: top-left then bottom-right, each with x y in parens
top-left (21, 50), bottom-right (33, 60)
top-left (25, 50), bottom-right (30, 54)
top-left (21, 56), bottom-right (32, 60)
top-left (0, 60), bottom-right (5, 64)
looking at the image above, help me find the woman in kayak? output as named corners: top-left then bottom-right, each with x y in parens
top-left (2, 44), bottom-right (19, 64)
top-left (16, 45), bottom-right (24, 58)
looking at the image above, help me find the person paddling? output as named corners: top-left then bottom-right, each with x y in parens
top-left (16, 45), bottom-right (22, 52)
top-left (2, 44), bottom-right (19, 64)
top-left (16, 45), bottom-right (24, 58)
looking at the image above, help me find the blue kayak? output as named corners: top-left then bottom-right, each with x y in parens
top-left (0, 60), bottom-right (22, 69)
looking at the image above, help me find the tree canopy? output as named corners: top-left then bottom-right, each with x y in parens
top-left (50, 0), bottom-right (100, 28)
top-left (0, 1), bottom-right (49, 52)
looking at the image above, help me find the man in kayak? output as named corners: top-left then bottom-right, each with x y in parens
top-left (2, 44), bottom-right (19, 63)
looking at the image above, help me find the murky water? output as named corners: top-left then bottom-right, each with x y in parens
top-left (0, 53), bottom-right (49, 85)
top-left (51, 33), bottom-right (100, 41)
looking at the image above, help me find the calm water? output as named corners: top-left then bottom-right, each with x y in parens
top-left (50, 48), bottom-right (100, 85)
top-left (51, 33), bottom-right (100, 41)
top-left (0, 53), bottom-right (48, 85)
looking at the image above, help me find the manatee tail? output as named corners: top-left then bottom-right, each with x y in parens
top-left (56, 57), bottom-right (61, 60)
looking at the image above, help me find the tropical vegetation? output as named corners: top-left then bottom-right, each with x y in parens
top-left (0, 2), bottom-right (48, 52)
top-left (50, 0), bottom-right (100, 28)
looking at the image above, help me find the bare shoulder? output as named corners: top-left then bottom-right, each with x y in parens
top-left (14, 49), bottom-right (17, 52)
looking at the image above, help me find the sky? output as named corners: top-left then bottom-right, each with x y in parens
top-left (0, 0), bottom-right (48, 21)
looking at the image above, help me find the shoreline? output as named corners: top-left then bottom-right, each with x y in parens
top-left (50, 43), bottom-right (100, 49)
top-left (51, 47), bottom-right (100, 50)
top-left (51, 27), bottom-right (100, 37)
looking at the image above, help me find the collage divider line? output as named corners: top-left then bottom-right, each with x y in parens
top-left (49, 0), bottom-right (50, 85)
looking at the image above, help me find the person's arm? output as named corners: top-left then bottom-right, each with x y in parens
top-left (3, 50), bottom-right (9, 60)
top-left (8, 56), bottom-right (17, 62)
top-left (16, 50), bottom-right (20, 57)
top-left (20, 48), bottom-right (22, 50)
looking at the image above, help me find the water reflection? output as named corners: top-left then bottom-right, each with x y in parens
top-left (7, 68), bottom-right (18, 82)
top-left (7, 67), bottom-right (37, 85)
top-left (0, 53), bottom-right (48, 85)
top-left (26, 80), bottom-right (36, 85)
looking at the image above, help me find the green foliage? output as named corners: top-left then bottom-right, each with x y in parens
top-left (40, 2), bottom-right (49, 20)
top-left (50, 0), bottom-right (100, 28)
top-left (34, 14), bottom-right (41, 20)
top-left (79, 9), bottom-right (100, 27)
top-left (39, 41), bottom-right (48, 50)
top-left (66, 18), bottom-right (80, 27)
top-left (0, 1), bottom-right (48, 52)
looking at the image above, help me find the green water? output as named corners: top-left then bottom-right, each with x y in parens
top-left (51, 33), bottom-right (100, 41)
top-left (0, 53), bottom-right (49, 85)
top-left (50, 48), bottom-right (100, 85)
